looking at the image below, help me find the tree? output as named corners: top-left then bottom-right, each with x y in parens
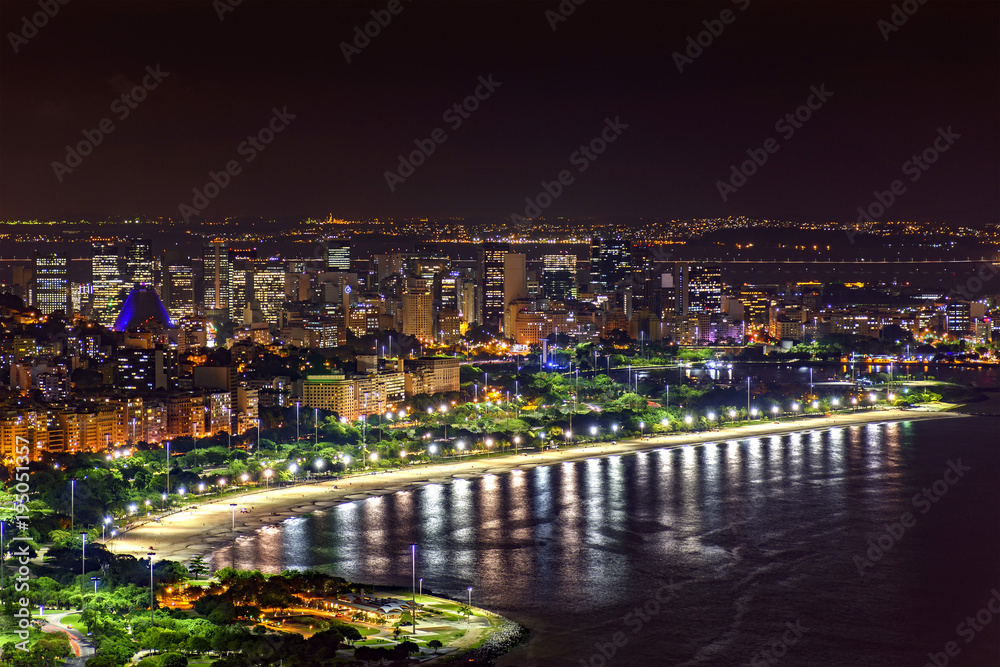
top-left (159, 653), bottom-right (189, 667)
top-left (187, 555), bottom-right (209, 580)
top-left (428, 638), bottom-right (443, 653)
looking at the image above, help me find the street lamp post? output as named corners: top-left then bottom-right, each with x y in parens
top-left (80, 532), bottom-right (87, 610)
top-left (230, 503), bottom-right (238, 568)
top-left (410, 543), bottom-right (417, 635)
top-left (467, 587), bottom-right (473, 625)
top-left (513, 436), bottom-right (520, 455)
top-left (91, 577), bottom-right (100, 603)
top-left (148, 551), bottom-right (156, 626)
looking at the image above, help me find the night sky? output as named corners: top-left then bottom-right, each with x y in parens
top-left (1, 0), bottom-right (996, 225)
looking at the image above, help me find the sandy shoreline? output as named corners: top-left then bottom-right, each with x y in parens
top-left (113, 408), bottom-right (965, 563)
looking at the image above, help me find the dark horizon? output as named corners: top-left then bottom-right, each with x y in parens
top-left (1, 1), bottom-right (997, 226)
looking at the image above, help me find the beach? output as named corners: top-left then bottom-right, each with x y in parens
top-left (113, 408), bottom-right (965, 563)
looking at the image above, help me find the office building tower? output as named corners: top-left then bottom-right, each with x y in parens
top-left (253, 260), bottom-right (286, 325)
top-left (325, 240), bottom-right (351, 272)
top-left (33, 251), bottom-right (69, 315)
top-left (946, 301), bottom-right (971, 335)
top-left (543, 253), bottom-right (577, 301)
top-left (164, 255), bottom-right (195, 320)
top-left (591, 238), bottom-right (631, 290)
top-left (480, 242), bottom-right (509, 329)
top-left (503, 253), bottom-right (527, 314)
top-left (125, 239), bottom-right (154, 287)
top-left (117, 348), bottom-right (167, 392)
top-left (202, 241), bottom-right (231, 318)
top-left (92, 243), bottom-right (123, 323)
top-left (688, 264), bottom-right (723, 314)
top-left (440, 271), bottom-right (459, 310)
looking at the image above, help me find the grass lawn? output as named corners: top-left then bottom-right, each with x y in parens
top-left (357, 627), bottom-right (379, 637)
top-left (59, 613), bottom-right (86, 633)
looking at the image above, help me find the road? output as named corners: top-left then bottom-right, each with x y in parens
top-left (40, 610), bottom-right (94, 667)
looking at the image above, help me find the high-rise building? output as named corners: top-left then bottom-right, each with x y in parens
top-left (117, 348), bottom-right (167, 392)
top-left (33, 251), bottom-right (69, 315)
top-left (688, 264), bottom-right (723, 314)
top-left (480, 242), bottom-right (509, 329)
top-left (202, 241), bottom-right (231, 318)
top-left (503, 253), bottom-right (527, 319)
top-left (253, 260), bottom-right (286, 325)
top-left (946, 301), bottom-right (971, 335)
top-left (164, 256), bottom-right (195, 320)
top-left (592, 238), bottom-right (631, 290)
top-left (92, 243), bottom-right (123, 324)
top-left (402, 287), bottom-right (434, 341)
top-left (440, 271), bottom-right (459, 310)
top-left (543, 253), bottom-right (577, 301)
top-left (125, 239), bottom-right (154, 287)
top-left (325, 240), bottom-right (351, 272)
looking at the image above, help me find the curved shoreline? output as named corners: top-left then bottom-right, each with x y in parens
top-left (113, 408), bottom-right (965, 563)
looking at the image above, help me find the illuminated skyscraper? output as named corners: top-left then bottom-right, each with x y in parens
top-left (202, 241), bottom-right (231, 319)
top-left (543, 253), bottom-right (577, 301)
top-left (92, 243), bottom-right (123, 323)
top-left (125, 239), bottom-right (154, 287)
top-left (252, 260), bottom-right (286, 325)
top-left (325, 240), bottom-right (351, 271)
top-left (480, 242), bottom-right (509, 329)
top-left (33, 251), bottom-right (69, 315)
top-left (164, 255), bottom-right (195, 320)
top-left (591, 238), bottom-right (631, 290)
top-left (688, 264), bottom-right (722, 314)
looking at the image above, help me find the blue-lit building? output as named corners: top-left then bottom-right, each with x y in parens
top-left (113, 287), bottom-right (173, 332)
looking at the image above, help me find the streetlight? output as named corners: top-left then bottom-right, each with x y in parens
top-left (771, 405), bottom-right (780, 421)
top-left (851, 397), bottom-right (858, 412)
top-left (485, 438), bottom-right (493, 456)
top-left (80, 532), bottom-right (87, 609)
top-left (750, 407), bottom-right (759, 419)
top-left (264, 469), bottom-right (272, 489)
top-left (611, 424), bottom-right (618, 436)
top-left (513, 436), bottom-right (520, 455)
top-left (102, 516), bottom-right (111, 542)
top-left (91, 577), bottom-right (100, 602)
top-left (639, 422), bottom-right (644, 438)
top-left (591, 426), bottom-right (598, 437)
top-left (728, 409), bottom-right (736, 422)
top-left (467, 587), bottom-right (473, 624)
top-left (410, 543), bottom-right (417, 635)
top-left (684, 415), bottom-right (692, 426)
top-left (456, 441), bottom-right (465, 461)
top-left (148, 551), bottom-right (156, 626)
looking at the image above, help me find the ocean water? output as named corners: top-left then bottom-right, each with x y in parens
top-left (219, 417), bottom-right (1000, 666)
